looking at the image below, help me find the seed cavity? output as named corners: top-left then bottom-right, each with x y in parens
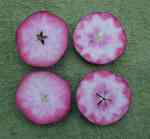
top-left (37, 32), bottom-right (48, 45)
top-left (41, 94), bottom-right (49, 103)
top-left (95, 32), bottom-right (103, 43)
top-left (96, 92), bottom-right (111, 106)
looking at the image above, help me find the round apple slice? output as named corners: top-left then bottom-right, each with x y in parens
top-left (73, 12), bottom-right (127, 64)
top-left (76, 70), bottom-right (132, 125)
top-left (16, 71), bottom-right (71, 125)
top-left (16, 11), bottom-right (68, 67)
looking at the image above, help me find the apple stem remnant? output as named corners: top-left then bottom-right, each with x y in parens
top-left (37, 32), bottom-right (48, 45)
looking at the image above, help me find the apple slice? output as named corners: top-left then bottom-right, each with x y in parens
top-left (16, 71), bottom-right (71, 125)
top-left (16, 11), bottom-right (68, 67)
top-left (73, 12), bottom-right (127, 64)
top-left (76, 70), bottom-right (132, 125)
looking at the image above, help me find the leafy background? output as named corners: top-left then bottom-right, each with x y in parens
top-left (0, 0), bottom-right (150, 139)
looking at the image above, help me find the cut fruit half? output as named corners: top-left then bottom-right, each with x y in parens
top-left (16, 11), bottom-right (68, 67)
top-left (16, 71), bottom-right (71, 125)
top-left (73, 12), bottom-right (127, 64)
top-left (76, 70), bottom-right (132, 125)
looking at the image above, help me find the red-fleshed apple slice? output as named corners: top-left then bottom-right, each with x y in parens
top-left (16, 71), bottom-right (71, 125)
top-left (76, 70), bottom-right (132, 125)
top-left (16, 11), bottom-right (68, 67)
top-left (73, 12), bottom-right (127, 64)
